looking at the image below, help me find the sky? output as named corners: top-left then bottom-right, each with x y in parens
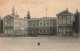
top-left (0, 0), bottom-right (80, 18)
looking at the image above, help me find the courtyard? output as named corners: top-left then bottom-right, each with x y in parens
top-left (0, 36), bottom-right (80, 51)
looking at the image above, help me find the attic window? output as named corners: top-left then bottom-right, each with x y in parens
top-left (59, 16), bottom-right (62, 18)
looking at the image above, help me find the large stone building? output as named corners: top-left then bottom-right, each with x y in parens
top-left (25, 11), bottom-right (39, 36)
top-left (27, 17), bottom-right (57, 36)
top-left (39, 17), bottom-right (57, 36)
top-left (0, 17), bottom-right (3, 34)
top-left (50, 17), bottom-right (57, 35)
top-left (27, 18), bottom-right (39, 36)
top-left (3, 7), bottom-right (28, 36)
top-left (25, 10), bottom-right (57, 36)
top-left (3, 7), bottom-right (76, 37)
top-left (57, 8), bottom-right (74, 36)
top-left (72, 9), bottom-right (80, 36)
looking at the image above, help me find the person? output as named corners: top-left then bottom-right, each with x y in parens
top-left (38, 42), bottom-right (40, 46)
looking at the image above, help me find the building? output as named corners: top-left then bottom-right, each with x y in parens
top-left (38, 17), bottom-right (57, 36)
top-left (25, 10), bottom-right (39, 36)
top-left (3, 7), bottom-right (76, 37)
top-left (3, 7), bottom-right (57, 37)
top-left (3, 7), bottom-right (28, 36)
top-left (26, 17), bottom-right (57, 36)
top-left (0, 17), bottom-right (3, 34)
top-left (27, 18), bottom-right (39, 36)
top-left (27, 17), bottom-right (57, 36)
top-left (57, 8), bottom-right (74, 36)
top-left (39, 17), bottom-right (50, 36)
top-left (72, 9), bottom-right (80, 36)
top-left (50, 17), bottom-right (57, 35)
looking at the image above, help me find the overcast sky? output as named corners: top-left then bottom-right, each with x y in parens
top-left (0, 0), bottom-right (80, 18)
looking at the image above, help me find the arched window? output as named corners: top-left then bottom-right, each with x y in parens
top-left (59, 19), bottom-right (62, 24)
top-left (63, 19), bottom-right (66, 24)
top-left (67, 19), bottom-right (71, 24)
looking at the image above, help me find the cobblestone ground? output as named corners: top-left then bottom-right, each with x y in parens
top-left (0, 37), bottom-right (80, 51)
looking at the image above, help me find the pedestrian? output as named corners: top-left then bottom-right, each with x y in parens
top-left (38, 42), bottom-right (40, 46)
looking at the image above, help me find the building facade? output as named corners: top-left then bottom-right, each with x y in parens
top-left (0, 17), bottom-right (3, 34)
top-left (27, 17), bottom-right (57, 36)
top-left (3, 7), bottom-right (77, 37)
top-left (57, 8), bottom-right (74, 36)
top-left (3, 7), bottom-right (28, 36)
top-left (27, 18), bottom-right (39, 36)
top-left (38, 17), bottom-right (57, 36)
top-left (39, 17), bottom-right (50, 35)
top-left (50, 18), bottom-right (57, 35)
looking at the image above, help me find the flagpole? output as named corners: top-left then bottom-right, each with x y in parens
top-left (46, 8), bottom-right (48, 18)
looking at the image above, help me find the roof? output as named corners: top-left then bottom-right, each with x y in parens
top-left (27, 17), bottom-right (57, 21)
top-left (39, 17), bottom-right (57, 20)
top-left (3, 14), bottom-right (21, 19)
top-left (56, 10), bottom-right (73, 16)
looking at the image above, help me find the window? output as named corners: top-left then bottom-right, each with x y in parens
top-left (5, 19), bottom-right (7, 21)
top-left (11, 29), bottom-right (13, 34)
top-left (11, 22), bottom-right (13, 26)
top-left (43, 29), bottom-right (45, 33)
top-left (40, 22), bottom-right (42, 26)
top-left (47, 22), bottom-right (49, 26)
top-left (37, 24), bottom-right (38, 27)
top-left (67, 19), bottom-right (70, 24)
top-left (40, 29), bottom-right (42, 33)
top-left (5, 22), bottom-right (7, 26)
top-left (63, 16), bottom-right (65, 18)
top-left (59, 16), bottom-right (62, 18)
top-left (8, 29), bottom-right (10, 34)
top-left (63, 19), bottom-right (66, 24)
top-left (5, 30), bottom-right (7, 34)
top-left (59, 28), bottom-right (62, 33)
top-left (33, 24), bottom-right (34, 27)
top-left (67, 16), bottom-right (70, 18)
top-left (59, 19), bottom-right (62, 24)
top-left (67, 28), bottom-right (70, 32)
top-left (47, 29), bottom-right (49, 34)
top-left (51, 21), bottom-right (53, 26)
top-left (43, 22), bottom-right (46, 26)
